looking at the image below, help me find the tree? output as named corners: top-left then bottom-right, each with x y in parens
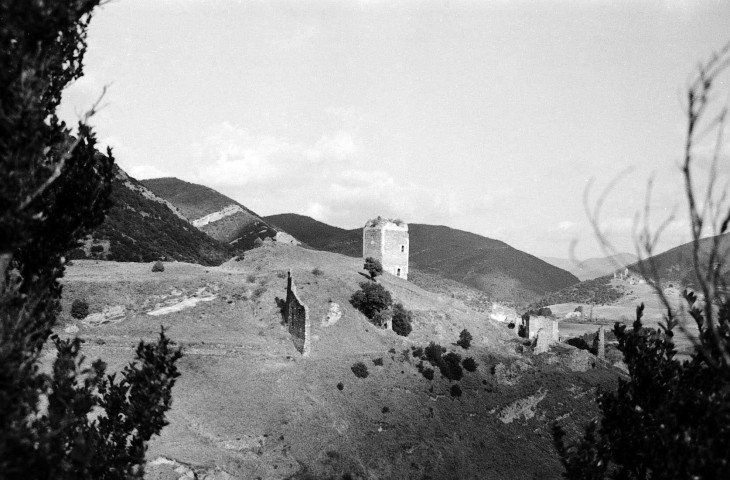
top-left (350, 281), bottom-right (393, 320)
top-left (364, 256), bottom-right (383, 280)
top-left (0, 2), bottom-right (182, 477)
top-left (392, 302), bottom-right (413, 337)
top-left (456, 328), bottom-right (472, 349)
top-left (554, 42), bottom-right (730, 479)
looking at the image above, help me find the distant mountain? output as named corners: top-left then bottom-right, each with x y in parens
top-left (628, 234), bottom-right (730, 287)
top-left (263, 213), bottom-right (579, 303)
top-left (68, 167), bottom-right (233, 265)
top-left (541, 253), bottom-right (638, 281)
top-left (141, 178), bottom-right (284, 250)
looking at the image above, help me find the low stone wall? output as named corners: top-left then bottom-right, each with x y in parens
top-left (285, 272), bottom-right (311, 356)
top-left (526, 316), bottom-right (559, 343)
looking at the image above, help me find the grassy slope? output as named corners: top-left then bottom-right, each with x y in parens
top-left (142, 177), bottom-right (278, 246)
top-left (80, 172), bottom-right (233, 265)
top-left (55, 246), bottom-right (619, 480)
top-left (264, 213), bottom-right (579, 303)
top-left (541, 253), bottom-right (638, 281)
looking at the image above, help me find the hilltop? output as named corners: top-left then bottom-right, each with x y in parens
top-left (68, 167), bottom-right (233, 265)
top-left (54, 242), bottom-right (619, 480)
top-left (264, 213), bottom-right (579, 304)
top-left (142, 177), bottom-right (281, 249)
top-left (541, 253), bottom-right (638, 281)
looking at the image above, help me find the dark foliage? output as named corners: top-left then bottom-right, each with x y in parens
top-left (0, 3), bottom-right (182, 477)
top-left (371, 309), bottom-right (392, 328)
top-left (350, 362), bottom-right (369, 379)
top-left (70, 299), bottom-right (89, 320)
top-left (391, 302), bottom-right (413, 337)
top-left (440, 352), bottom-right (464, 381)
top-left (554, 300), bottom-right (730, 479)
top-left (337, 382), bottom-right (344, 391)
top-left (381, 406), bottom-right (389, 414)
top-left (411, 346), bottom-right (424, 358)
top-left (462, 357), bottom-right (478, 372)
top-left (450, 384), bottom-right (462, 397)
top-left (456, 328), bottom-right (472, 349)
top-left (424, 342), bottom-right (445, 366)
top-left (421, 367), bottom-right (435, 380)
top-left (364, 256), bottom-right (383, 280)
top-left (151, 261), bottom-right (164, 273)
top-left (350, 281), bottom-right (393, 320)
top-left (565, 337), bottom-right (591, 352)
top-left (373, 357), bottom-right (383, 366)
top-left (311, 267), bottom-right (323, 276)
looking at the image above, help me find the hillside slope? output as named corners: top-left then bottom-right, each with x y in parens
top-left (541, 253), bottom-right (638, 281)
top-left (264, 214), bottom-right (579, 303)
top-left (68, 168), bottom-right (233, 265)
top-left (142, 177), bottom-right (280, 249)
top-left (628, 234), bottom-right (730, 287)
top-left (55, 244), bottom-right (619, 480)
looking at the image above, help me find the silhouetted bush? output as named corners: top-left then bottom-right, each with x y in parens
top-left (565, 337), bottom-right (591, 352)
top-left (462, 357), bottom-right (478, 372)
top-left (152, 261), bottom-right (164, 272)
top-left (422, 367), bottom-right (435, 380)
top-left (412, 346), bottom-right (424, 358)
top-left (311, 267), bottom-right (323, 276)
top-left (372, 309), bottom-right (392, 328)
top-left (440, 352), bottom-right (464, 381)
top-left (382, 406), bottom-right (389, 414)
top-left (350, 281), bottom-right (393, 320)
top-left (90, 244), bottom-right (104, 254)
top-left (337, 382), bottom-right (344, 391)
top-left (351, 362), bottom-right (369, 378)
top-left (373, 357), bottom-right (383, 366)
top-left (450, 384), bottom-right (462, 397)
top-left (71, 299), bottom-right (89, 320)
top-left (391, 302), bottom-right (413, 336)
top-left (456, 329), bottom-right (472, 349)
top-left (424, 342), bottom-right (445, 366)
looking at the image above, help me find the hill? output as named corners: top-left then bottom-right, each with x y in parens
top-left (541, 253), bottom-right (638, 281)
top-left (141, 177), bottom-right (281, 249)
top-left (627, 234), bottom-right (730, 287)
top-left (263, 214), bottom-right (579, 303)
top-left (68, 167), bottom-right (233, 265)
top-left (54, 243), bottom-right (619, 479)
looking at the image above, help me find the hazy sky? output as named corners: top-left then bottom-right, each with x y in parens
top-left (58, 0), bottom-right (730, 259)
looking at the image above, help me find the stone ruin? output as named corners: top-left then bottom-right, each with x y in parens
top-left (363, 216), bottom-right (409, 280)
top-left (284, 272), bottom-right (310, 356)
top-left (525, 315), bottom-right (559, 354)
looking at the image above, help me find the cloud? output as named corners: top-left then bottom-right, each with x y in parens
top-left (129, 165), bottom-right (171, 180)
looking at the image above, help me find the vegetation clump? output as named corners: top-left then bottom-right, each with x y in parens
top-left (373, 357), bottom-right (384, 366)
top-left (311, 267), bottom-right (323, 276)
top-left (391, 302), bottom-right (413, 337)
top-left (462, 357), bottom-right (478, 372)
top-left (364, 256), bottom-right (383, 280)
top-left (350, 281), bottom-right (393, 320)
top-left (337, 382), bottom-right (344, 391)
top-left (531, 275), bottom-right (623, 308)
top-left (450, 384), bottom-right (462, 397)
top-left (71, 299), bottom-right (89, 320)
top-left (152, 260), bottom-right (164, 272)
top-left (456, 328), bottom-right (472, 349)
top-left (351, 362), bottom-right (369, 378)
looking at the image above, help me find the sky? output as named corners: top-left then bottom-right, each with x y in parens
top-left (58, 0), bottom-right (730, 260)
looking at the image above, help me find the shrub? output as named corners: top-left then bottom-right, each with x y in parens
top-left (565, 337), bottom-right (591, 352)
top-left (311, 267), bottom-right (323, 276)
top-left (351, 362), bottom-right (369, 378)
top-left (373, 357), bottom-right (383, 366)
top-left (456, 329), bottom-right (473, 349)
top-left (381, 406), bottom-right (389, 414)
top-left (412, 346), bottom-right (424, 358)
top-left (450, 384), bottom-right (462, 397)
top-left (391, 303), bottom-right (413, 337)
top-left (350, 281), bottom-right (393, 319)
top-left (424, 342), bottom-right (445, 366)
top-left (90, 244), bottom-right (104, 254)
top-left (422, 367), bottom-right (435, 380)
top-left (440, 352), bottom-right (464, 381)
top-left (71, 299), bottom-right (89, 320)
top-left (462, 357), bottom-right (478, 372)
top-left (152, 261), bottom-right (164, 272)
top-left (337, 382), bottom-right (344, 391)
top-left (246, 274), bottom-right (256, 283)
top-left (364, 256), bottom-right (383, 280)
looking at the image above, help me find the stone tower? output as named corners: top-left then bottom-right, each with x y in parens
top-left (363, 217), bottom-right (409, 280)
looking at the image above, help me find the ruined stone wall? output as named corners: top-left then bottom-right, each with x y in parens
top-left (362, 227), bottom-right (383, 264)
top-left (285, 273), bottom-right (310, 356)
top-left (527, 316), bottom-right (559, 343)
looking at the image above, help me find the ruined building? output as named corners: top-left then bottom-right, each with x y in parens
top-left (363, 217), bottom-right (409, 280)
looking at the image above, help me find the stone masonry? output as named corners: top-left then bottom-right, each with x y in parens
top-left (526, 315), bottom-right (559, 343)
top-left (285, 272), bottom-right (310, 356)
top-left (362, 217), bottom-right (409, 280)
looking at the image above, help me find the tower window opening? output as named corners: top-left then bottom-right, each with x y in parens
top-left (397, 268), bottom-right (401, 277)
top-left (401, 245), bottom-right (405, 253)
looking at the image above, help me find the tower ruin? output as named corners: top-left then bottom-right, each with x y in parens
top-left (362, 217), bottom-right (409, 280)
